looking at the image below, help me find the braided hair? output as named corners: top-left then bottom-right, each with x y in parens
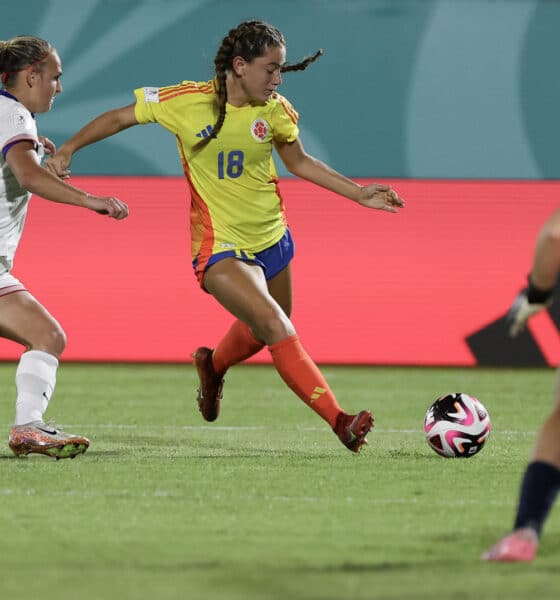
top-left (194, 21), bottom-right (322, 151)
top-left (0, 35), bottom-right (52, 87)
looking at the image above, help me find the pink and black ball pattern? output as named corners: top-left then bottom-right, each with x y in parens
top-left (424, 393), bottom-right (491, 458)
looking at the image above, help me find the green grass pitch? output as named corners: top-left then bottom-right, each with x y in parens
top-left (1, 363), bottom-right (559, 599)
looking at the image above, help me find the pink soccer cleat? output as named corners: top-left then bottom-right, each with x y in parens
top-left (482, 532), bottom-right (538, 563)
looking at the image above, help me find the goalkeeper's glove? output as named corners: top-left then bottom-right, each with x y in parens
top-left (507, 277), bottom-right (554, 337)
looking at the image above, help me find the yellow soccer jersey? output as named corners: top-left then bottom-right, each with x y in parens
top-left (133, 80), bottom-right (299, 263)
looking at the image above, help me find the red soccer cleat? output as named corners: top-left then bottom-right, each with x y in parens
top-left (482, 531), bottom-right (538, 563)
top-left (192, 347), bottom-right (224, 422)
top-left (333, 410), bottom-right (374, 453)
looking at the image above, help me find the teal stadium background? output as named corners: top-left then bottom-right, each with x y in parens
top-left (3, 0), bottom-right (560, 366)
top-left (4, 0), bottom-right (559, 179)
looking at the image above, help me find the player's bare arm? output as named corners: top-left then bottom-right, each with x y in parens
top-left (38, 135), bottom-right (56, 155)
top-left (46, 103), bottom-right (139, 178)
top-left (275, 137), bottom-right (404, 212)
top-left (6, 141), bottom-right (128, 220)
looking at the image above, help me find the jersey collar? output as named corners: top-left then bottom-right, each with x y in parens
top-left (0, 89), bottom-right (18, 101)
top-left (0, 89), bottom-right (35, 118)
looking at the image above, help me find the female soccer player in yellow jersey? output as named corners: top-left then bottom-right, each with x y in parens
top-left (0, 35), bottom-right (128, 459)
top-left (46, 20), bottom-right (404, 453)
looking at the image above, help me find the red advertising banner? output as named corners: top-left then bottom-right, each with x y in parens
top-left (1, 177), bottom-right (558, 365)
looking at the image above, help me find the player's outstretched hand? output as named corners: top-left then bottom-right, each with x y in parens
top-left (38, 136), bottom-right (56, 155)
top-left (507, 288), bottom-right (551, 337)
top-left (85, 195), bottom-right (129, 220)
top-left (357, 184), bottom-right (405, 213)
top-left (45, 149), bottom-right (72, 179)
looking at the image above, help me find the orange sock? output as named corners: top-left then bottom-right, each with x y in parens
top-left (212, 320), bottom-right (264, 375)
top-left (268, 334), bottom-right (343, 428)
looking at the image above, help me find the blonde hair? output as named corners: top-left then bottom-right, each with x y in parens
top-left (0, 35), bottom-right (52, 86)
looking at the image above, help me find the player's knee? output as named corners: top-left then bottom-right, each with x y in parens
top-left (542, 211), bottom-right (560, 244)
top-left (36, 325), bottom-right (67, 356)
top-left (282, 302), bottom-right (293, 318)
top-left (51, 326), bottom-right (67, 354)
top-left (253, 313), bottom-right (294, 345)
top-left (544, 225), bottom-right (560, 246)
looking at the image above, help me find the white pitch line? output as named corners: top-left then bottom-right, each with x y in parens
top-left (0, 424), bottom-right (538, 435)
top-left (0, 488), bottom-right (515, 506)
top-left (52, 424), bottom-right (539, 436)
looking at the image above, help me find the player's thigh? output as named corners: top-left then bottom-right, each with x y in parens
top-left (203, 258), bottom-right (289, 329)
top-left (266, 265), bottom-right (292, 317)
top-left (0, 290), bottom-right (65, 352)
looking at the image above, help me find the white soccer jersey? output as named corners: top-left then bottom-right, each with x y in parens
top-left (0, 91), bottom-right (42, 274)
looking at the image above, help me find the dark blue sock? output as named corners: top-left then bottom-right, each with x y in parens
top-left (514, 461), bottom-right (560, 537)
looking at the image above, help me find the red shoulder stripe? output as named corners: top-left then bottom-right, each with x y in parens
top-left (274, 94), bottom-right (298, 124)
top-left (159, 84), bottom-right (214, 103)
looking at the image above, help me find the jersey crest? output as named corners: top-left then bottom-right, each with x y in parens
top-left (250, 119), bottom-right (270, 142)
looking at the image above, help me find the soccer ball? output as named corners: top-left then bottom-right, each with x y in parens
top-left (424, 392), bottom-right (491, 458)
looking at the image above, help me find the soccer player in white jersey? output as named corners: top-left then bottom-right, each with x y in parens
top-left (0, 35), bottom-right (128, 459)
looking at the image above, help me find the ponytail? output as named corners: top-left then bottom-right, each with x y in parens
top-left (194, 21), bottom-right (322, 151)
